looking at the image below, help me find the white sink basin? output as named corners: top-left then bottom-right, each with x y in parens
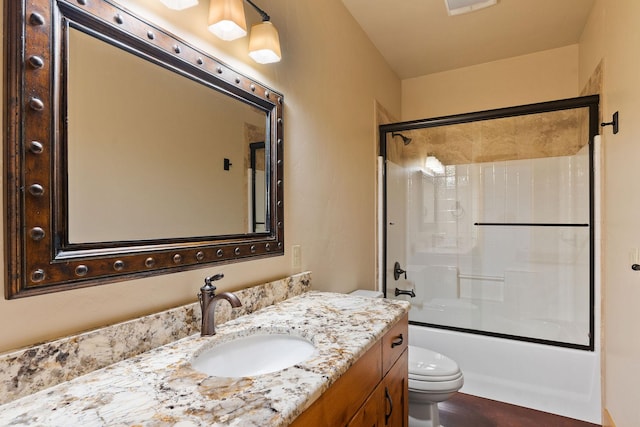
top-left (191, 333), bottom-right (316, 377)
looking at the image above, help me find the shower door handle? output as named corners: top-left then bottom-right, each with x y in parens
top-left (393, 261), bottom-right (407, 280)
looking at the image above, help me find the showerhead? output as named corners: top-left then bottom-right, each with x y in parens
top-left (392, 132), bottom-right (412, 145)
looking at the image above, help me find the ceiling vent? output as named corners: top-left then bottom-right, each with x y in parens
top-left (444, 0), bottom-right (498, 16)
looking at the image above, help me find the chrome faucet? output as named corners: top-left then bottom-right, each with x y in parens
top-left (198, 273), bottom-right (242, 336)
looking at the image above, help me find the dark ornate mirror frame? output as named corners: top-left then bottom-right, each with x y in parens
top-left (4, 0), bottom-right (285, 298)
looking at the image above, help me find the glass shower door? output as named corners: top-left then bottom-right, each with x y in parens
top-left (383, 98), bottom-right (598, 349)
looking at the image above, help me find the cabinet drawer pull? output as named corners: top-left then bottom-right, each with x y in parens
top-left (384, 386), bottom-right (393, 425)
top-left (391, 333), bottom-right (403, 348)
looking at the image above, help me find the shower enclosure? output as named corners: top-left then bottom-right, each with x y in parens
top-left (379, 96), bottom-right (601, 421)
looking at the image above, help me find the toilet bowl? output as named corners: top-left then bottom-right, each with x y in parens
top-left (348, 290), bottom-right (463, 427)
top-left (408, 345), bottom-right (464, 427)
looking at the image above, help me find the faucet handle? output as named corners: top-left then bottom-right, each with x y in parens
top-left (200, 273), bottom-right (224, 297)
top-left (204, 273), bottom-right (224, 286)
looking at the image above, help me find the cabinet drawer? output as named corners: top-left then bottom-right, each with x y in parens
top-left (381, 314), bottom-right (408, 375)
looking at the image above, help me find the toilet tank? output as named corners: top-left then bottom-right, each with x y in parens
top-left (350, 290), bottom-right (383, 298)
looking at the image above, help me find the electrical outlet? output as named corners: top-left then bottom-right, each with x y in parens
top-left (292, 245), bottom-right (302, 269)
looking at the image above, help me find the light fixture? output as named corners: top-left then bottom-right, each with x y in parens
top-left (207, 0), bottom-right (282, 63)
top-left (245, 0), bottom-right (281, 64)
top-left (425, 155), bottom-right (445, 175)
top-left (444, 0), bottom-right (497, 16)
top-left (160, 0), bottom-right (199, 10)
top-left (208, 0), bottom-right (248, 41)
top-left (248, 21), bottom-right (281, 64)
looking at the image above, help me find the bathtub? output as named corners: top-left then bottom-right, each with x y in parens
top-left (409, 323), bottom-right (601, 423)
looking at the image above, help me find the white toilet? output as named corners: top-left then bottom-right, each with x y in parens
top-left (349, 290), bottom-right (464, 427)
top-left (408, 345), bottom-right (463, 427)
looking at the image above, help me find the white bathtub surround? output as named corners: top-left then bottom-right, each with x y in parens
top-left (405, 149), bottom-right (593, 346)
top-left (0, 292), bottom-right (410, 426)
top-left (409, 324), bottom-right (601, 423)
top-left (0, 271), bottom-right (311, 405)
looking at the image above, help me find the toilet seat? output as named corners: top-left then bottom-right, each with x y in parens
top-left (408, 345), bottom-right (461, 377)
top-left (408, 345), bottom-right (464, 392)
top-left (409, 371), bottom-right (463, 382)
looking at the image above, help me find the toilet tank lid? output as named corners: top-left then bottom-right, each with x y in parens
top-left (349, 290), bottom-right (383, 298)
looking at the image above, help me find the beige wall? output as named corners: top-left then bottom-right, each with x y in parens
top-left (0, 0), bottom-right (401, 353)
top-left (401, 45), bottom-right (580, 120)
top-left (580, 1), bottom-right (640, 426)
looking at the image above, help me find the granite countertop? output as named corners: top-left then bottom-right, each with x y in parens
top-left (0, 291), bottom-right (409, 426)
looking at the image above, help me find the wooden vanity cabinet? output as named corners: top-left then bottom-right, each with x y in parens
top-left (375, 348), bottom-right (409, 427)
top-left (290, 314), bottom-right (408, 427)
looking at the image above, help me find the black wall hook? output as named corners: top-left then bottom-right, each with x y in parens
top-left (601, 111), bottom-right (619, 134)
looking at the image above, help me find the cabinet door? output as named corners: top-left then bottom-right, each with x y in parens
top-left (347, 384), bottom-right (383, 427)
top-left (290, 342), bottom-right (382, 427)
top-left (381, 349), bottom-right (408, 427)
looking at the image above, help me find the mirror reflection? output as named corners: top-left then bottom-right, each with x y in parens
top-left (67, 28), bottom-right (268, 243)
top-left (249, 142), bottom-right (267, 232)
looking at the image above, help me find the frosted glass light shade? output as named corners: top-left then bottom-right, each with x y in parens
top-left (248, 21), bottom-right (282, 64)
top-left (160, 0), bottom-right (198, 10)
top-left (425, 156), bottom-right (445, 175)
top-left (208, 0), bottom-right (247, 41)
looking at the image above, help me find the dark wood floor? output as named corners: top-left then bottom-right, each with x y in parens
top-left (439, 393), bottom-right (601, 427)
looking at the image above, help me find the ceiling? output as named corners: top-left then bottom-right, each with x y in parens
top-left (340, 0), bottom-right (596, 79)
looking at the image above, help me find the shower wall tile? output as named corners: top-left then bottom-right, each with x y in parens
top-left (416, 265), bottom-right (459, 301)
top-left (459, 277), bottom-right (504, 302)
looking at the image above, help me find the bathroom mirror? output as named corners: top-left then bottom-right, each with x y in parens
top-left (4, 0), bottom-right (284, 298)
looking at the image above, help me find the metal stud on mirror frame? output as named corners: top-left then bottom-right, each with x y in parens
top-left (30, 227), bottom-right (45, 241)
top-left (31, 269), bottom-right (45, 282)
top-left (29, 12), bottom-right (45, 26)
top-left (28, 56), bottom-right (44, 68)
top-left (28, 184), bottom-right (44, 196)
top-left (75, 265), bottom-right (88, 276)
top-left (29, 97), bottom-right (44, 111)
top-left (28, 141), bottom-right (44, 154)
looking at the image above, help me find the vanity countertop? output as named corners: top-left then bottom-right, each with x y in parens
top-left (0, 291), bottom-right (409, 426)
